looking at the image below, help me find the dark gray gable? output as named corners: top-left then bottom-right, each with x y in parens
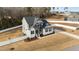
top-left (24, 16), bottom-right (50, 29)
top-left (24, 16), bottom-right (39, 27)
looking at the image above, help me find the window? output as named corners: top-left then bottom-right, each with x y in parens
top-left (45, 28), bottom-right (48, 32)
top-left (31, 31), bottom-right (34, 34)
top-left (49, 28), bottom-right (52, 31)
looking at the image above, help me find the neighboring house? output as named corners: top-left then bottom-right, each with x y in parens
top-left (22, 16), bottom-right (54, 39)
top-left (64, 17), bottom-right (79, 22)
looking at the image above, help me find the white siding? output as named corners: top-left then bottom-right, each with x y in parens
top-left (43, 27), bottom-right (53, 35)
top-left (22, 17), bottom-right (29, 35)
top-left (22, 17), bottom-right (36, 38)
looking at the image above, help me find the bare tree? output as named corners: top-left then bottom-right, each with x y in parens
top-left (0, 7), bottom-right (51, 30)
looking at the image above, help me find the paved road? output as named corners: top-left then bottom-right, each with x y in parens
top-left (0, 25), bottom-right (22, 33)
top-left (58, 31), bottom-right (79, 40)
top-left (47, 20), bottom-right (79, 24)
top-left (51, 24), bottom-right (77, 30)
top-left (64, 45), bottom-right (79, 51)
top-left (0, 29), bottom-right (79, 47)
top-left (0, 24), bottom-right (79, 47)
top-left (0, 35), bottom-right (27, 46)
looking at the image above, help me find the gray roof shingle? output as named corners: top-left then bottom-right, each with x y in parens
top-left (24, 16), bottom-right (39, 27)
top-left (24, 16), bottom-right (50, 28)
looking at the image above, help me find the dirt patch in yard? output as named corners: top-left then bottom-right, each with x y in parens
top-left (0, 32), bottom-right (78, 51)
top-left (0, 28), bottom-right (22, 41)
top-left (48, 15), bottom-right (64, 21)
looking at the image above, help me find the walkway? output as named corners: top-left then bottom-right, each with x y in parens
top-left (58, 31), bottom-right (79, 40)
top-left (0, 35), bottom-right (27, 46)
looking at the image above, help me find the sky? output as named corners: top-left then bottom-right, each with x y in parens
top-left (51, 7), bottom-right (79, 12)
